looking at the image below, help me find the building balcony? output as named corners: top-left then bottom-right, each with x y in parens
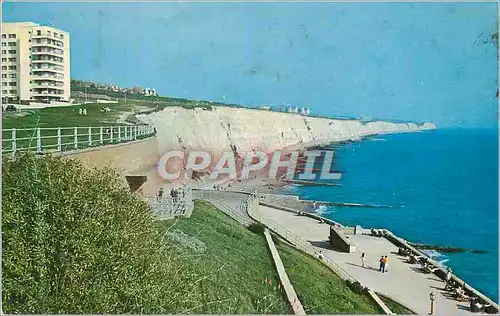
top-left (31, 60), bottom-right (64, 69)
top-left (31, 76), bottom-right (64, 82)
top-left (31, 35), bottom-right (64, 44)
top-left (31, 67), bottom-right (64, 74)
top-left (32, 89), bottom-right (64, 97)
top-left (31, 59), bottom-right (64, 66)
top-left (32, 50), bottom-right (63, 57)
top-left (31, 42), bottom-right (64, 50)
top-left (32, 82), bottom-right (64, 88)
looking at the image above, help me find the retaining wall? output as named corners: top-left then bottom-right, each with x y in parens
top-left (61, 136), bottom-right (161, 196)
top-left (263, 229), bottom-right (306, 315)
top-left (329, 226), bottom-right (356, 253)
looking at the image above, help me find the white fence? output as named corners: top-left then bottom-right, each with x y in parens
top-left (2, 125), bottom-right (156, 158)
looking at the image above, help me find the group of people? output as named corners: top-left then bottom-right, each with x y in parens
top-left (213, 182), bottom-right (232, 190)
top-left (359, 253), bottom-right (389, 273)
top-left (157, 187), bottom-right (187, 202)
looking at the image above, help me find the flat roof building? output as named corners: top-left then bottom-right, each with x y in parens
top-left (1, 22), bottom-right (70, 104)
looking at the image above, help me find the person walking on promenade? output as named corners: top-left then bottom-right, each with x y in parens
top-left (379, 256), bottom-right (385, 272)
top-left (361, 253), bottom-right (366, 268)
top-left (446, 267), bottom-right (453, 285)
top-left (384, 255), bottom-right (389, 272)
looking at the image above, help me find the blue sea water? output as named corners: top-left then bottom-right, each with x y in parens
top-left (289, 128), bottom-right (498, 302)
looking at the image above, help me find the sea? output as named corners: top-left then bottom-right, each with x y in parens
top-left (286, 128), bottom-right (498, 302)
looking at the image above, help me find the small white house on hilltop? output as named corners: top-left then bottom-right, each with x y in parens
top-left (142, 88), bottom-right (158, 96)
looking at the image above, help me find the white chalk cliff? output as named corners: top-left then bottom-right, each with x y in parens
top-left (138, 106), bottom-right (436, 156)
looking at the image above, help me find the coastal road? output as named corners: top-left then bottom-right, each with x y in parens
top-left (258, 205), bottom-right (475, 315)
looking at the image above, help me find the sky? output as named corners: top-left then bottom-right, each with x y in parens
top-left (3, 2), bottom-right (498, 127)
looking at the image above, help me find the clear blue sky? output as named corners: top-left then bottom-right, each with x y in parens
top-left (3, 2), bottom-right (498, 127)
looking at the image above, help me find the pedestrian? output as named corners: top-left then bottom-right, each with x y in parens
top-left (384, 255), bottom-right (389, 272)
top-left (446, 267), bottom-right (452, 284)
top-left (379, 256), bottom-right (385, 272)
top-left (158, 187), bottom-right (164, 199)
top-left (361, 252), bottom-right (366, 268)
top-left (173, 188), bottom-right (178, 203)
top-left (318, 250), bottom-right (323, 260)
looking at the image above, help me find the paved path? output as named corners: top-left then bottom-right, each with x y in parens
top-left (193, 190), bottom-right (254, 225)
top-left (259, 205), bottom-right (475, 315)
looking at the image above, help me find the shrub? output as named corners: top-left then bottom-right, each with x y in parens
top-left (5, 104), bottom-right (17, 111)
top-left (345, 280), bottom-right (367, 294)
top-left (2, 153), bottom-right (193, 313)
top-left (247, 223), bottom-right (266, 235)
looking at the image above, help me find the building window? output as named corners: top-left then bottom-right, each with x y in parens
top-left (8, 66), bottom-right (16, 70)
top-left (9, 82), bottom-right (16, 86)
top-left (2, 82), bottom-right (7, 86)
top-left (1, 42), bottom-right (5, 47)
top-left (8, 42), bottom-right (15, 46)
top-left (1, 34), bottom-right (5, 39)
top-left (2, 66), bottom-right (6, 70)
top-left (8, 50), bottom-right (16, 54)
top-left (37, 30), bottom-right (41, 36)
top-left (1, 58), bottom-right (6, 62)
top-left (1, 50), bottom-right (5, 54)
top-left (60, 34), bottom-right (64, 39)
top-left (1, 74), bottom-right (6, 78)
top-left (8, 34), bottom-right (16, 39)
top-left (8, 58), bottom-right (16, 62)
top-left (9, 74), bottom-right (16, 78)
top-left (10, 90), bottom-right (17, 94)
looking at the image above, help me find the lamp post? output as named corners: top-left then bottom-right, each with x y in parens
top-left (429, 292), bottom-right (436, 315)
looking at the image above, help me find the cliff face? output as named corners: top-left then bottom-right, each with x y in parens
top-left (138, 107), bottom-right (436, 156)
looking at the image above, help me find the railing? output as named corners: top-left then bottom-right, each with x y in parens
top-left (2, 125), bottom-right (156, 158)
top-left (194, 188), bottom-right (357, 282)
top-left (144, 189), bottom-right (194, 219)
top-left (193, 189), bottom-right (253, 226)
top-left (244, 193), bottom-right (357, 282)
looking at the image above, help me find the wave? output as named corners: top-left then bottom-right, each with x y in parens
top-left (313, 205), bottom-right (328, 214)
top-left (422, 249), bottom-right (449, 266)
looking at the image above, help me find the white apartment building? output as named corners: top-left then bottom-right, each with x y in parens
top-left (1, 22), bottom-right (70, 104)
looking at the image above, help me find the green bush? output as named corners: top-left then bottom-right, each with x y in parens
top-left (345, 280), bottom-right (367, 294)
top-left (2, 153), bottom-right (193, 313)
top-left (5, 104), bottom-right (17, 111)
top-left (247, 223), bottom-right (266, 235)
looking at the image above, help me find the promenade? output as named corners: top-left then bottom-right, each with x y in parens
top-left (258, 205), bottom-right (475, 315)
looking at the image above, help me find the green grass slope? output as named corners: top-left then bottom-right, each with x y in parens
top-left (276, 240), bottom-right (383, 314)
top-left (156, 201), bottom-right (290, 314)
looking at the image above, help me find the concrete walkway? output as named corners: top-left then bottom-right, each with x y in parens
top-left (259, 205), bottom-right (475, 315)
